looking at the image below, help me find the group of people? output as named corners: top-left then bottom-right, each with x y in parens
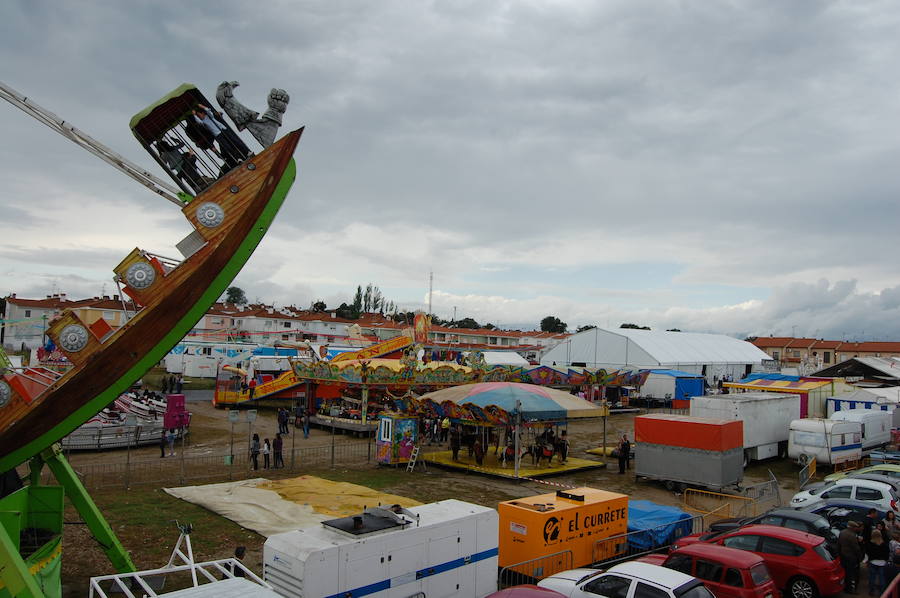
top-left (155, 103), bottom-right (251, 195)
top-left (839, 508), bottom-right (900, 594)
top-left (160, 374), bottom-right (183, 395)
top-left (249, 432), bottom-right (285, 470)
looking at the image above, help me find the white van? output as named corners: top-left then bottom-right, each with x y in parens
top-left (788, 418), bottom-right (862, 465)
top-left (831, 408), bottom-right (892, 452)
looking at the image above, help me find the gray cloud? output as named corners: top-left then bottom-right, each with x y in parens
top-left (2, 1), bottom-right (900, 339)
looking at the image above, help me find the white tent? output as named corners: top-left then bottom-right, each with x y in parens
top-left (477, 351), bottom-right (530, 367)
top-left (541, 328), bottom-right (770, 382)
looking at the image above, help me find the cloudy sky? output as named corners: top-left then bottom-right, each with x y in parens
top-left (3, 1), bottom-right (900, 339)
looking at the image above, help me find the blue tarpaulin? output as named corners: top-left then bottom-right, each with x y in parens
top-left (628, 500), bottom-right (693, 551)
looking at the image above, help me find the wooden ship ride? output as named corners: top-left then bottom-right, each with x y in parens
top-left (0, 81), bottom-right (302, 597)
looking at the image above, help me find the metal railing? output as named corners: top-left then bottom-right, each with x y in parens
top-left (498, 550), bottom-right (573, 587)
top-left (592, 513), bottom-right (707, 566)
top-left (799, 458), bottom-right (817, 488)
top-left (682, 488), bottom-right (755, 520)
top-left (743, 470), bottom-right (782, 510)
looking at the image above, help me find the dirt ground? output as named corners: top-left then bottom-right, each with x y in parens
top-left (57, 397), bottom-right (808, 595)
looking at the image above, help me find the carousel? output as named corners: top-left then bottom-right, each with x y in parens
top-left (387, 382), bottom-right (609, 479)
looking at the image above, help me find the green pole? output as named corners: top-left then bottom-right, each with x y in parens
top-left (0, 526), bottom-right (44, 598)
top-left (40, 444), bottom-right (136, 573)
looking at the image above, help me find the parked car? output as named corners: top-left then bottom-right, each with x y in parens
top-left (637, 543), bottom-right (781, 598)
top-left (797, 499), bottom-right (888, 530)
top-left (843, 473), bottom-right (900, 492)
top-left (672, 525), bottom-right (844, 598)
top-left (708, 508), bottom-right (837, 548)
top-left (823, 463), bottom-right (900, 483)
top-left (538, 562), bottom-right (715, 598)
top-left (486, 586), bottom-right (567, 598)
top-left (789, 477), bottom-right (899, 512)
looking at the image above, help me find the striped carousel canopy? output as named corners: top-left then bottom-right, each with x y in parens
top-left (418, 382), bottom-right (603, 421)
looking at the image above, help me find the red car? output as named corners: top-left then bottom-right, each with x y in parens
top-left (638, 543), bottom-right (780, 598)
top-left (672, 525), bottom-right (843, 598)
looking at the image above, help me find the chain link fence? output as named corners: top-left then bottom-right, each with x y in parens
top-left (36, 437), bottom-right (375, 490)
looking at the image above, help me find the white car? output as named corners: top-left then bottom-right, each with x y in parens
top-left (789, 477), bottom-right (900, 512)
top-left (537, 561), bottom-right (715, 598)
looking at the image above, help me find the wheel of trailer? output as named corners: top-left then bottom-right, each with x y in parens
top-left (676, 482), bottom-right (687, 493)
top-left (664, 480), bottom-right (676, 491)
top-left (743, 449), bottom-right (751, 468)
top-left (798, 453), bottom-right (811, 466)
top-left (787, 576), bottom-right (818, 598)
top-left (778, 441), bottom-right (788, 459)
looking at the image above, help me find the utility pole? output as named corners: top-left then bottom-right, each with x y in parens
top-left (428, 270), bottom-right (433, 316)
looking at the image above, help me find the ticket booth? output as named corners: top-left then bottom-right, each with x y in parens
top-left (375, 414), bottom-right (418, 465)
top-left (498, 487), bottom-right (628, 574)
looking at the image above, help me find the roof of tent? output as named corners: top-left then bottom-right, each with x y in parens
top-left (478, 351), bottom-right (530, 366)
top-left (647, 369), bottom-right (704, 378)
top-left (541, 328), bottom-right (770, 367)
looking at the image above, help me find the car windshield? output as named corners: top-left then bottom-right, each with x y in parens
top-left (812, 518), bottom-right (832, 533)
top-left (577, 570), bottom-right (604, 585)
top-left (676, 580), bottom-right (716, 598)
top-left (814, 541), bottom-right (835, 561)
top-left (749, 563), bottom-right (772, 585)
top-left (809, 484), bottom-right (834, 496)
top-left (699, 531), bottom-right (727, 542)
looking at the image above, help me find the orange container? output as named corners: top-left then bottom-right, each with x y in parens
top-left (498, 487), bottom-right (628, 570)
top-left (635, 414), bottom-right (743, 451)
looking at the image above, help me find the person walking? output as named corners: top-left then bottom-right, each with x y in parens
top-left (166, 428), bottom-right (177, 457)
top-left (450, 425), bottom-right (461, 461)
top-left (617, 434), bottom-right (630, 474)
top-left (159, 429), bottom-right (167, 458)
top-left (250, 433), bottom-right (260, 471)
top-left (868, 528), bottom-right (889, 596)
top-left (175, 374), bottom-right (183, 394)
top-left (441, 416), bottom-right (451, 443)
top-left (302, 410), bottom-right (310, 439)
top-left (262, 438), bottom-right (271, 469)
top-left (839, 521), bottom-right (864, 594)
top-left (273, 433), bottom-right (284, 468)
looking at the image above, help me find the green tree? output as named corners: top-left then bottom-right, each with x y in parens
top-left (455, 317), bottom-right (481, 330)
top-left (666, 328), bottom-right (681, 332)
top-left (311, 300), bottom-right (327, 312)
top-left (620, 323), bottom-right (650, 330)
top-left (540, 316), bottom-right (567, 333)
top-left (335, 302), bottom-right (360, 319)
top-left (353, 285), bottom-right (363, 314)
top-left (224, 286), bottom-right (247, 305)
top-left (576, 324), bottom-right (596, 333)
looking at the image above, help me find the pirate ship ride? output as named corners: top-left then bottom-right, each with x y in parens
top-left (0, 83), bottom-right (302, 472)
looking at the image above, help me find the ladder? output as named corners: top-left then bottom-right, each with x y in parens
top-left (406, 445), bottom-right (425, 472)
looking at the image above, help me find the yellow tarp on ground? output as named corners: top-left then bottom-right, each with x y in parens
top-left (260, 475), bottom-right (421, 518)
top-left (164, 475), bottom-right (420, 537)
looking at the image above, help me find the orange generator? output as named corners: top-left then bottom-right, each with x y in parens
top-left (498, 487), bottom-right (628, 572)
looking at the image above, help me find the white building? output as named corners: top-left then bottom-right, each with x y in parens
top-left (540, 327), bottom-right (771, 382)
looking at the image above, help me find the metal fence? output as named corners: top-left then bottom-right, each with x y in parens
top-left (498, 550), bottom-right (574, 587)
top-left (40, 438), bottom-right (375, 489)
top-left (591, 513), bottom-right (708, 566)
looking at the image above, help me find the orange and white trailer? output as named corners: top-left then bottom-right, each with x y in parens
top-left (498, 487), bottom-right (628, 574)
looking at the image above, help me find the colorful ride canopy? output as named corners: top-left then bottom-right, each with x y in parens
top-left (418, 382), bottom-right (604, 421)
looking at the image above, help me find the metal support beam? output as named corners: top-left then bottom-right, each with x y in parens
top-left (39, 444), bottom-right (136, 573)
top-left (0, 523), bottom-right (44, 598)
